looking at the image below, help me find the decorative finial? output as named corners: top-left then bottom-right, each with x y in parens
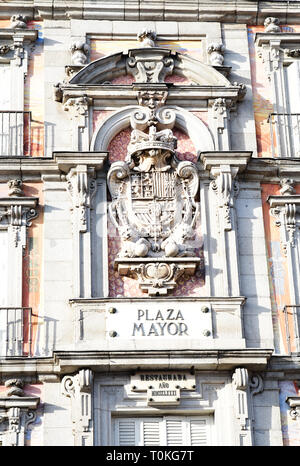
top-left (137, 28), bottom-right (157, 47)
top-left (280, 178), bottom-right (295, 196)
top-left (5, 379), bottom-right (24, 397)
top-left (69, 40), bottom-right (90, 65)
top-left (264, 17), bottom-right (281, 33)
top-left (7, 179), bottom-right (23, 197)
top-left (10, 15), bottom-right (28, 29)
top-left (207, 42), bottom-right (225, 66)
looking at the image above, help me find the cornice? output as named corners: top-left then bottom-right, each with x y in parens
top-left (0, 396), bottom-right (39, 409)
top-left (0, 152), bottom-right (108, 180)
top-left (0, 349), bottom-right (273, 374)
top-left (255, 33), bottom-right (300, 47)
top-left (1, 1), bottom-right (300, 24)
top-left (0, 29), bottom-right (38, 42)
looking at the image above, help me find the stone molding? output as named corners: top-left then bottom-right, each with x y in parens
top-left (1, 1), bottom-right (299, 23)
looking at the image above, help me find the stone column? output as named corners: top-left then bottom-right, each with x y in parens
top-left (200, 152), bottom-right (251, 297)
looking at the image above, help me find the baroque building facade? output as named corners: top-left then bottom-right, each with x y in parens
top-left (0, 0), bottom-right (300, 447)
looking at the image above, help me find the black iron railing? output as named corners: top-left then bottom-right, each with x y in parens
top-left (0, 111), bottom-right (31, 156)
top-left (0, 307), bottom-right (33, 357)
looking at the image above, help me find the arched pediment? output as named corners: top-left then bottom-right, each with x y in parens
top-left (69, 47), bottom-right (230, 87)
top-left (90, 105), bottom-right (215, 155)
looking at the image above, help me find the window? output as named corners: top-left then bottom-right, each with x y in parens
top-left (113, 416), bottom-right (212, 446)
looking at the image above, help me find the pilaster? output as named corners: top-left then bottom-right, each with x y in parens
top-left (55, 153), bottom-right (107, 298)
top-left (200, 151), bottom-right (251, 297)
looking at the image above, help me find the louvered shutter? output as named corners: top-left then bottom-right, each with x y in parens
top-left (166, 419), bottom-right (184, 445)
top-left (142, 419), bottom-right (161, 445)
top-left (117, 419), bottom-right (136, 446)
top-left (189, 418), bottom-right (208, 445)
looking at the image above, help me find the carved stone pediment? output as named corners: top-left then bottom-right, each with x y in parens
top-left (107, 106), bottom-right (200, 296)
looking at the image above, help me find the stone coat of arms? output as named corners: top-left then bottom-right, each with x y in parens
top-left (108, 98), bottom-right (200, 295)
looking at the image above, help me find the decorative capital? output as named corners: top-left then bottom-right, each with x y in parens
top-left (64, 95), bottom-right (91, 116)
top-left (207, 42), bottom-right (225, 66)
top-left (137, 28), bottom-right (157, 47)
top-left (264, 17), bottom-right (281, 34)
top-left (66, 165), bottom-right (97, 233)
top-left (70, 40), bottom-right (90, 65)
top-left (232, 367), bottom-right (248, 391)
top-left (286, 396), bottom-right (300, 420)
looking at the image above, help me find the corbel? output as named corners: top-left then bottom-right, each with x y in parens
top-left (62, 368), bottom-right (94, 446)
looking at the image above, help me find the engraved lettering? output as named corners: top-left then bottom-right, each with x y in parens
top-left (132, 323), bottom-right (145, 336)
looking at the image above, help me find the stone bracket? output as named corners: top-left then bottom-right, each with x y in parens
top-left (62, 368), bottom-right (94, 446)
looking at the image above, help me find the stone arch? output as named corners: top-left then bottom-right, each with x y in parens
top-left (90, 105), bottom-right (215, 155)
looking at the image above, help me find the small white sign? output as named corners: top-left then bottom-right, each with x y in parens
top-left (147, 387), bottom-right (180, 406)
top-left (106, 301), bottom-right (212, 339)
top-left (131, 372), bottom-right (196, 391)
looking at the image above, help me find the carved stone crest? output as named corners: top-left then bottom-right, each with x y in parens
top-left (108, 106), bottom-right (200, 295)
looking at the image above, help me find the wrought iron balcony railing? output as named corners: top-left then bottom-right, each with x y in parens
top-left (0, 307), bottom-right (33, 357)
top-left (268, 113), bottom-right (300, 158)
top-left (0, 111), bottom-right (32, 157)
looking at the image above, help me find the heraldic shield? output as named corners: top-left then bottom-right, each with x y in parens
top-left (107, 109), bottom-right (201, 295)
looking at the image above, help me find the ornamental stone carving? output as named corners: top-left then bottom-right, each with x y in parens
top-left (7, 179), bottom-right (23, 197)
top-left (70, 40), bottom-right (90, 65)
top-left (10, 15), bottom-right (28, 29)
top-left (62, 369), bottom-right (93, 446)
top-left (137, 28), bottom-right (157, 48)
top-left (107, 105), bottom-right (200, 295)
top-left (126, 48), bottom-right (174, 83)
top-left (264, 17), bottom-right (281, 34)
top-left (207, 43), bottom-right (225, 66)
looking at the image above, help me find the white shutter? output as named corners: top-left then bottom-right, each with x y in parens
top-left (189, 418), bottom-right (208, 445)
top-left (114, 416), bottom-right (212, 446)
top-left (166, 419), bottom-right (184, 445)
top-left (117, 419), bottom-right (136, 446)
top-left (142, 419), bottom-right (161, 446)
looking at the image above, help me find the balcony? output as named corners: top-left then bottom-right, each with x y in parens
top-left (0, 111), bottom-right (52, 157)
top-left (268, 113), bottom-right (300, 158)
top-left (0, 307), bottom-right (33, 357)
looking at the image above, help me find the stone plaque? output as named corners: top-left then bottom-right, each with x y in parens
top-left (106, 301), bottom-right (212, 339)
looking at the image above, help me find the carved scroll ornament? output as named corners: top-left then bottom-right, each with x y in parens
top-left (107, 105), bottom-right (200, 295)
